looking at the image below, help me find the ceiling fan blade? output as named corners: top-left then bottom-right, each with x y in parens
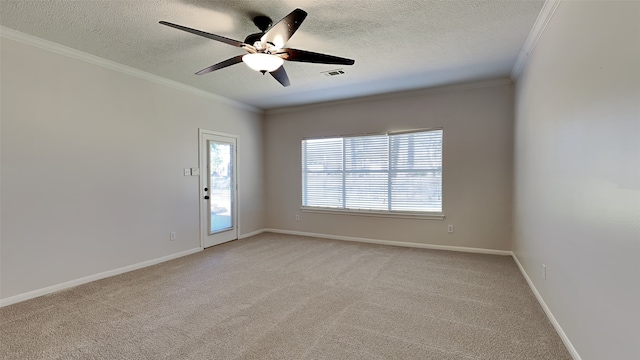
top-left (280, 48), bottom-right (355, 65)
top-left (260, 8), bottom-right (307, 49)
top-left (270, 66), bottom-right (290, 87)
top-left (160, 21), bottom-right (245, 48)
top-left (195, 55), bottom-right (245, 75)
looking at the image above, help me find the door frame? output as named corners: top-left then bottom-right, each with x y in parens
top-left (198, 128), bottom-right (239, 248)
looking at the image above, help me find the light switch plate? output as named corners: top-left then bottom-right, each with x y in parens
top-left (190, 168), bottom-right (200, 176)
top-left (183, 168), bottom-right (191, 176)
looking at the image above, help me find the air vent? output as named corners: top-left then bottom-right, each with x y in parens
top-left (322, 69), bottom-right (345, 77)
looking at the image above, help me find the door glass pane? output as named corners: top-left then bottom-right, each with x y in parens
top-left (209, 141), bottom-right (233, 234)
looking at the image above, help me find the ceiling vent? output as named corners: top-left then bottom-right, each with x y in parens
top-left (322, 69), bottom-right (346, 77)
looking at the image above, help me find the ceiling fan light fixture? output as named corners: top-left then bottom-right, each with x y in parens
top-left (161, 8), bottom-right (353, 87)
top-left (242, 53), bottom-right (283, 72)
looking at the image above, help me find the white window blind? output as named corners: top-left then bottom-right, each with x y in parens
top-left (302, 129), bottom-right (442, 214)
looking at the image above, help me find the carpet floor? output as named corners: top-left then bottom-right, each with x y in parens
top-left (0, 233), bottom-right (571, 359)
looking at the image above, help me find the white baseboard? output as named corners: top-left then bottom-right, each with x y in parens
top-left (0, 247), bottom-right (202, 307)
top-left (264, 228), bottom-right (512, 256)
top-left (512, 254), bottom-right (581, 360)
top-left (0, 230), bottom-right (579, 360)
top-left (239, 228), bottom-right (267, 239)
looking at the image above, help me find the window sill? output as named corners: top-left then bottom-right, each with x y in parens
top-left (300, 207), bottom-right (445, 220)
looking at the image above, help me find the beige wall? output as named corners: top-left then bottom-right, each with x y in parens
top-left (0, 37), bottom-right (265, 300)
top-left (513, 1), bottom-right (640, 359)
top-left (264, 83), bottom-right (514, 251)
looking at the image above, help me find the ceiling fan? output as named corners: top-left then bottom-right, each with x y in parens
top-left (160, 8), bottom-right (355, 87)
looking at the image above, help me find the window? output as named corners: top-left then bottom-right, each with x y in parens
top-left (302, 129), bottom-right (443, 217)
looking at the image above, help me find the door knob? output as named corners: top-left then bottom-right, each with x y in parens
top-left (204, 196), bottom-right (210, 200)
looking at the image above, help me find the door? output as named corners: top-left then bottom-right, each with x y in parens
top-left (199, 130), bottom-right (238, 248)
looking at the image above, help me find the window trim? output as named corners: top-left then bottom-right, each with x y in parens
top-left (301, 128), bottom-right (444, 219)
top-left (300, 206), bottom-right (445, 220)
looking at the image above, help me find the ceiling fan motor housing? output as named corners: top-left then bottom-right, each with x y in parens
top-left (253, 15), bottom-right (273, 32)
top-left (244, 32), bottom-right (264, 47)
top-left (245, 16), bottom-right (273, 50)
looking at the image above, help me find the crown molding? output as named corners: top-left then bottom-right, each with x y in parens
top-left (264, 78), bottom-right (513, 116)
top-left (510, 0), bottom-right (562, 80)
top-left (0, 26), bottom-right (262, 114)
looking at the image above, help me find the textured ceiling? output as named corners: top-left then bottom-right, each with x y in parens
top-left (0, 0), bottom-right (544, 110)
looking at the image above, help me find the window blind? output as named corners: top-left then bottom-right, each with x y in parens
top-left (302, 129), bottom-right (442, 213)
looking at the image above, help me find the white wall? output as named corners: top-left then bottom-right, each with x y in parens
top-left (513, 1), bottom-right (640, 359)
top-left (0, 37), bottom-right (265, 301)
top-left (264, 83), bottom-right (514, 251)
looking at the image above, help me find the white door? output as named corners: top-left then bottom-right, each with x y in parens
top-left (199, 130), bottom-right (238, 248)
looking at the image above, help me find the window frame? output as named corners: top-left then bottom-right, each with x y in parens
top-left (301, 128), bottom-right (445, 220)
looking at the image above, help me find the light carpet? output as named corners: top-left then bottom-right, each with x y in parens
top-left (0, 232), bottom-right (571, 359)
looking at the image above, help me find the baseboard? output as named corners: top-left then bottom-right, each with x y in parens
top-left (239, 228), bottom-right (267, 239)
top-left (0, 247), bottom-right (202, 307)
top-left (264, 228), bottom-right (512, 256)
top-left (512, 254), bottom-right (581, 360)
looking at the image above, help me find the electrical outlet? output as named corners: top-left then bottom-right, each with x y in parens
top-left (170, 232), bottom-right (176, 241)
top-left (183, 168), bottom-right (191, 176)
top-left (295, 215), bottom-right (300, 221)
top-left (447, 225), bottom-right (454, 233)
top-left (543, 264), bottom-right (547, 280)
